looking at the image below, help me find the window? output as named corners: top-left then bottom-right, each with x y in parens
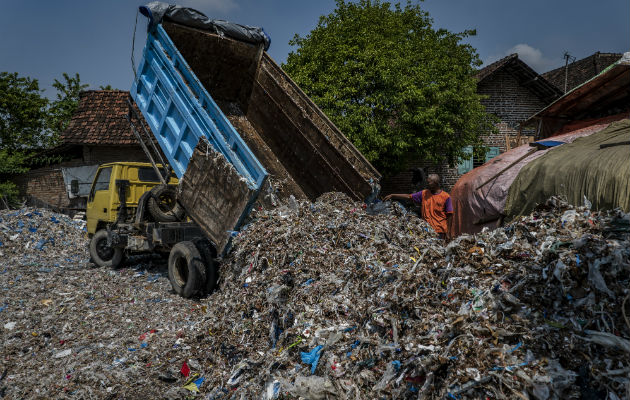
top-left (458, 146), bottom-right (501, 174)
top-left (93, 167), bottom-right (112, 191)
top-left (89, 167), bottom-right (112, 201)
top-left (457, 146), bottom-right (473, 174)
top-left (138, 167), bottom-right (161, 182)
top-left (485, 146), bottom-right (501, 162)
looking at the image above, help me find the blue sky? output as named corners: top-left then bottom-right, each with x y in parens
top-left (1, 0), bottom-right (627, 98)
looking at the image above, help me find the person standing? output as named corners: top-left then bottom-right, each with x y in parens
top-left (384, 174), bottom-right (453, 239)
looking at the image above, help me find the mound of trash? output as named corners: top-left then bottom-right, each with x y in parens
top-left (203, 194), bottom-right (630, 399)
top-left (0, 196), bottom-right (628, 399)
top-left (0, 208), bottom-right (89, 268)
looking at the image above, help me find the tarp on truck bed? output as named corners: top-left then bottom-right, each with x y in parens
top-left (505, 119), bottom-right (630, 216)
top-left (140, 1), bottom-right (270, 50)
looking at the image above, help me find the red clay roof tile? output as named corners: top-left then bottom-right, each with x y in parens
top-left (60, 90), bottom-right (149, 146)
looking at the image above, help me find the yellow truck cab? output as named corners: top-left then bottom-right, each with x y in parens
top-left (86, 162), bottom-right (216, 298)
top-left (86, 162), bottom-right (178, 235)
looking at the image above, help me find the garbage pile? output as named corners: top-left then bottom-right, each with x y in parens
top-left (204, 194), bottom-right (630, 399)
top-left (0, 208), bottom-right (89, 268)
top-left (0, 196), bottom-right (628, 399)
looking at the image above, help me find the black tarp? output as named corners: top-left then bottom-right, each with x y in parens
top-left (140, 2), bottom-right (271, 50)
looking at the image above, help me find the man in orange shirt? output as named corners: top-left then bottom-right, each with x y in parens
top-left (384, 174), bottom-right (453, 239)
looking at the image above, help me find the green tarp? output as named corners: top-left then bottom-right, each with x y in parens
top-left (505, 119), bottom-right (630, 216)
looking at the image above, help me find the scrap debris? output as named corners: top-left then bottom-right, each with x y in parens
top-left (0, 195), bottom-right (629, 399)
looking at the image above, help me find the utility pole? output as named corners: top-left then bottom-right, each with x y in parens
top-left (563, 51), bottom-right (575, 93)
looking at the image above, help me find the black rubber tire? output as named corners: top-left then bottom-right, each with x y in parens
top-left (89, 230), bottom-right (124, 268)
top-left (148, 185), bottom-right (185, 222)
top-left (168, 241), bottom-right (206, 298)
top-left (192, 237), bottom-right (218, 295)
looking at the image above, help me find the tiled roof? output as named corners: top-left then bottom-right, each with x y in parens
top-left (475, 53), bottom-right (518, 81)
top-left (542, 52), bottom-right (623, 93)
top-left (476, 54), bottom-right (562, 103)
top-left (60, 90), bottom-right (147, 146)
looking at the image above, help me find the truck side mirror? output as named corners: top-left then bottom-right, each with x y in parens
top-left (71, 179), bottom-right (80, 195)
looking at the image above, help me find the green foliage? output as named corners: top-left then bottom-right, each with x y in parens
top-left (0, 72), bottom-right (50, 151)
top-left (283, 0), bottom-right (495, 175)
top-left (0, 71), bottom-right (88, 207)
top-left (99, 84), bottom-right (117, 90)
top-left (0, 150), bottom-right (28, 207)
top-left (0, 181), bottom-right (19, 207)
top-left (47, 72), bottom-right (88, 144)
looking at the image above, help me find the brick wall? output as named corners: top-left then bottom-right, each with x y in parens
top-left (14, 145), bottom-right (148, 212)
top-left (477, 70), bottom-right (546, 151)
top-left (380, 159), bottom-right (459, 195)
top-left (380, 71), bottom-right (549, 196)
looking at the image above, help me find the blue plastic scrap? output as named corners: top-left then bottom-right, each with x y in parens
top-left (300, 345), bottom-right (324, 374)
top-left (507, 342), bottom-right (522, 353)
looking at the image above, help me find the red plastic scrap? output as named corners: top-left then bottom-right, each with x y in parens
top-left (181, 362), bottom-right (190, 377)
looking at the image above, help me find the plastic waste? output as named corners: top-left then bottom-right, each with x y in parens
top-left (300, 345), bottom-right (324, 374)
top-left (0, 197), bottom-right (628, 398)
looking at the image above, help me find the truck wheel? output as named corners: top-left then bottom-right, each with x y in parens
top-left (192, 238), bottom-right (218, 294)
top-left (168, 241), bottom-right (206, 298)
top-left (89, 230), bottom-right (124, 268)
top-left (148, 185), bottom-right (185, 222)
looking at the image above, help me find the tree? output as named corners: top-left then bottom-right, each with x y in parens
top-left (0, 72), bottom-right (86, 205)
top-left (283, 0), bottom-right (495, 175)
top-left (0, 72), bottom-right (50, 205)
top-left (47, 72), bottom-right (88, 143)
top-left (0, 72), bottom-right (49, 151)
top-left (99, 84), bottom-right (118, 90)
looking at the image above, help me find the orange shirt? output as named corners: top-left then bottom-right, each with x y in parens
top-left (411, 189), bottom-right (453, 234)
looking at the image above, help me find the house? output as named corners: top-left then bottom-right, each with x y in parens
top-left (450, 52), bottom-right (630, 236)
top-left (542, 51), bottom-right (623, 94)
top-left (380, 54), bottom-right (561, 194)
top-left (14, 90), bottom-right (150, 214)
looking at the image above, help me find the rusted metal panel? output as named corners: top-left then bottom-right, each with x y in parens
top-left (178, 137), bottom-right (260, 254)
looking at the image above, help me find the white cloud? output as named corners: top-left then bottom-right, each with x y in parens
top-left (181, 0), bottom-right (239, 14)
top-left (485, 44), bottom-right (564, 73)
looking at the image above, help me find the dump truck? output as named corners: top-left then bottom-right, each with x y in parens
top-left (87, 3), bottom-right (380, 298)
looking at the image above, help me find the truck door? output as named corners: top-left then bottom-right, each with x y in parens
top-left (86, 166), bottom-right (113, 234)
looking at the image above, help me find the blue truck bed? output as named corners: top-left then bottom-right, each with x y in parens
top-left (130, 18), bottom-right (381, 253)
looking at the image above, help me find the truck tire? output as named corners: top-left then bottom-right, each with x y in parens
top-left (192, 238), bottom-right (218, 294)
top-left (148, 185), bottom-right (185, 222)
top-left (168, 241), bottom-right (206, 298)
top-left (89, 230), bottom-right (124, 268)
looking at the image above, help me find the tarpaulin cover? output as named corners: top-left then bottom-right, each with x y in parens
top-left (449, 120), bottom-right (616, 236)
top-left (505, 119), bottom-right (630, 216)
top-left (60, 165), bottom-right (100, 198)
top-left (140, 2), bottom-right (271, 50)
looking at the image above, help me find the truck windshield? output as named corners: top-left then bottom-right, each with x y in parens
top-left (89, 167), bottom-right (112, 200)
